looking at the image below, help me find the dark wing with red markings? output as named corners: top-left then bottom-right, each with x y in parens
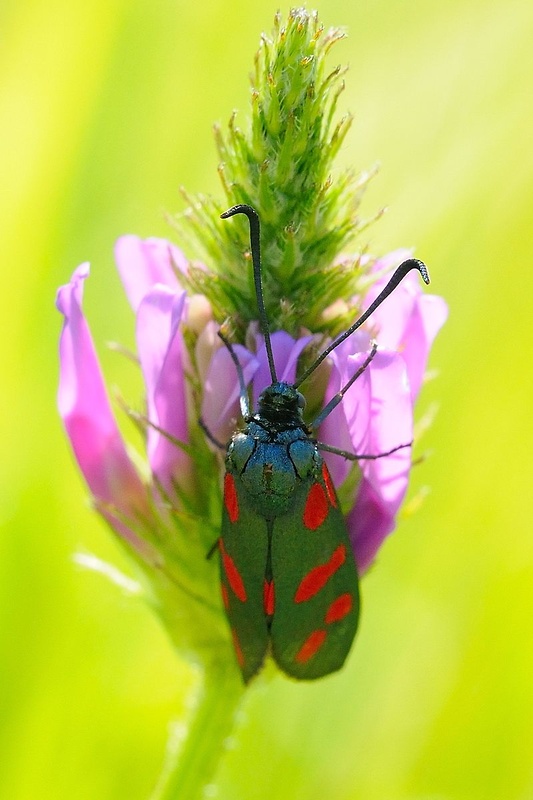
top-left (219, 472), bottom-right (269, 683)
top-left (270, 462), bottom-right (360, 680)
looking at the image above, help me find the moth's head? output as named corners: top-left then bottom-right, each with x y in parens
top-left (257, 382), bottom-right (306, 423)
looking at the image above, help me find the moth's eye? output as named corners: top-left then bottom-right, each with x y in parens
top-left (297, 392), bottom-right (306, 409)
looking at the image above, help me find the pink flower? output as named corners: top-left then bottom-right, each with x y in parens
top-left (56, 238), bottom-right (197, 561)
top-left (320, 251), bottom-right (448, 571)
top-left (56, 263), bottom-right (152, 558)
top-left (57, 239), bottom-right (446, 577)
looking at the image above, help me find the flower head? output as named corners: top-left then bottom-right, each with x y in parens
top-left (57, 231), bottom-right (446, 602)
top-left (57, 8), bottom-right (447, 676)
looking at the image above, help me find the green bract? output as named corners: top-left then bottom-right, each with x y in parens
top-left (176, 8), bottom-right (379, 339)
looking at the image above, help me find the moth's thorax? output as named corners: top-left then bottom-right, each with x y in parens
top-left (256, 381), bottom-right (306, 427)
top-left (226, 421), bottom-right (321, 519)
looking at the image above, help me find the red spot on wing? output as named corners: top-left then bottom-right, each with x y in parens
top-left (219, 540), bottom-right (247, 602)
top-left (224, 473), bottom-right (239, 523)
top-left (294, 544), bottom-right (346, 603)
top-left (325, 592), bottom-right (352, 623)
top-left (322, 463), bottom-right (338, 508)
top-left (231, 628), bottom-right (245, 668)
top-left (295, 629), bottom-right (327, 664)
top-left (303, 482), bottom-right (329, 530)
top-left (263, 580), bottom-right (275, 616)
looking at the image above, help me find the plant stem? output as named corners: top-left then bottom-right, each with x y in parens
top-left (151, 665), bottom-right (245, 800)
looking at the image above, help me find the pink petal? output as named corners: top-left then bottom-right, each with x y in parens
top-left (399, 294), bottom-right (448, 398)
top-left (346, 350), bottom-right (413, 572)
top-left (136, 286), bottom-right (191, 497)
top-left (318, 331), bottom-right (373, 486)
top-left (360, 350), bottom-right (412, 504)
top-left (201, 344), bottom-right (260, 445)
top-left (56, 264), bottom-right (149, 552)
top-left (115, 235), bottom-right (186, 312)
top-left (195, 320), bottom-right (220, 387)
top-left (346, 479), bottom-right (395, 574)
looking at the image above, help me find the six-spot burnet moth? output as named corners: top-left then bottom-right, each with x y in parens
top-left (204, 204), bottom-right (430, 682)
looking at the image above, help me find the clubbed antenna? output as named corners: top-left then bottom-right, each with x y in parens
top-left (221, 204), bottom-right (278, 383)
top-left (294, 258), bottom-right (430, 388)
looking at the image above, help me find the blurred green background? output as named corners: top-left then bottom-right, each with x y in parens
top-left (2, 0), bottom-right (532, 798)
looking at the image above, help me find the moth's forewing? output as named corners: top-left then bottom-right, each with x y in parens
top-left (220, 471), bottom-right (270, 683)
top-left (270, 463), bottom-right (360, 680)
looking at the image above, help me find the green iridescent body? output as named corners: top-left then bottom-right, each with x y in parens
top-left (227, 383), bottom-right (322, 517)
top-left (220, 382), bottom-right (360, 682)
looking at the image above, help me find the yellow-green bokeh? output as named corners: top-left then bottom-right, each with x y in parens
top-left (2, 1), bottom-right (532, 798)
